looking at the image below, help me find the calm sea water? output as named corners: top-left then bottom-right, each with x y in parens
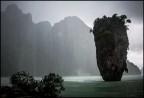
top-left (1, 75), bottom-right (142, 86)
top-left (1, 75), bottom-right (143, 97)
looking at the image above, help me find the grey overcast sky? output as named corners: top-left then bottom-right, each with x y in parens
top-left (1, 1), bottom-right (143, 69)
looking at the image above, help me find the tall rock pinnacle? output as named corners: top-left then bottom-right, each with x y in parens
top-left (91, 14), bottom-right (131, 81)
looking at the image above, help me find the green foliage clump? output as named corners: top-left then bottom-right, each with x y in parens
top-left (93, 14), bottom-right (131, 35)
top-left (92, 14), bottom-right (131, 58)
top-left (9, 71), bottom-right (65, 97)
top-left (38, 73), bottom-right (65, 97)
top-left (10, 71), bottom-right (38, 95)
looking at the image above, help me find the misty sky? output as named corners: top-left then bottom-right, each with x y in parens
top-left (1, 1), bottom-right (143, 69)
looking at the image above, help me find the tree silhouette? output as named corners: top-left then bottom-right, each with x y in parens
top-left (9, 71), bottom-right (65, 97)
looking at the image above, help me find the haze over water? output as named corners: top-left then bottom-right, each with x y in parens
top-left (1, 2), bottom-right (143, 97)
top-left (1, 75), bottom-right (143, 97)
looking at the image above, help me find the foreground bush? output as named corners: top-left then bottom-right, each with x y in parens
top-left (9, 71), bottom-right (65, 97)
top-left (10, 71), bottom-right (38, 96)
top-left (38, 73), bottom-right (65, 97)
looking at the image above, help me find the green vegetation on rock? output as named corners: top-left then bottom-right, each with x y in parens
top-left (91, 14), bottom-right (131, 81)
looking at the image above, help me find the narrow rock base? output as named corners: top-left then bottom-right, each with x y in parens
top-left (101, 72), bottom-right (123, 81)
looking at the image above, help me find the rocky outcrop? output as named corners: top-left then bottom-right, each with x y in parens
top-left (2, 5), bottom-right (139, 77)
top-left (1, 4), bottom-right (97, 76)
top-left (92, 14), bottom-right (131, 81)
top-left (123, 60), bottom-right (141, 75)
top-left (141, 67), bottom-right (143, 75)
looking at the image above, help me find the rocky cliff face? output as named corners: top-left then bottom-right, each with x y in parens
top-left (1, 4), bottom-right (97, 76)
top-left (92, 14), bottom-right (131, 81)
top-left (123, 60), bottom-right (141, 75)
top-left (2, 5), bottom-right (140, 77)
top-left (1, 4), bottom-right (52, 76)
top-left (141, 67), bottom-right (143, 75)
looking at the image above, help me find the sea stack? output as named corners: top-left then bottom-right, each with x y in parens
top-left (91, 14), bottom-right (131, 81)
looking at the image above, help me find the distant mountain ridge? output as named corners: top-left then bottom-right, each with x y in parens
top-left (140, 67), bottom-right (143, 75)
top-left (1, 4), bottom-right (141, 76)
top-left (123, 60), bottom-right (141, 75)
